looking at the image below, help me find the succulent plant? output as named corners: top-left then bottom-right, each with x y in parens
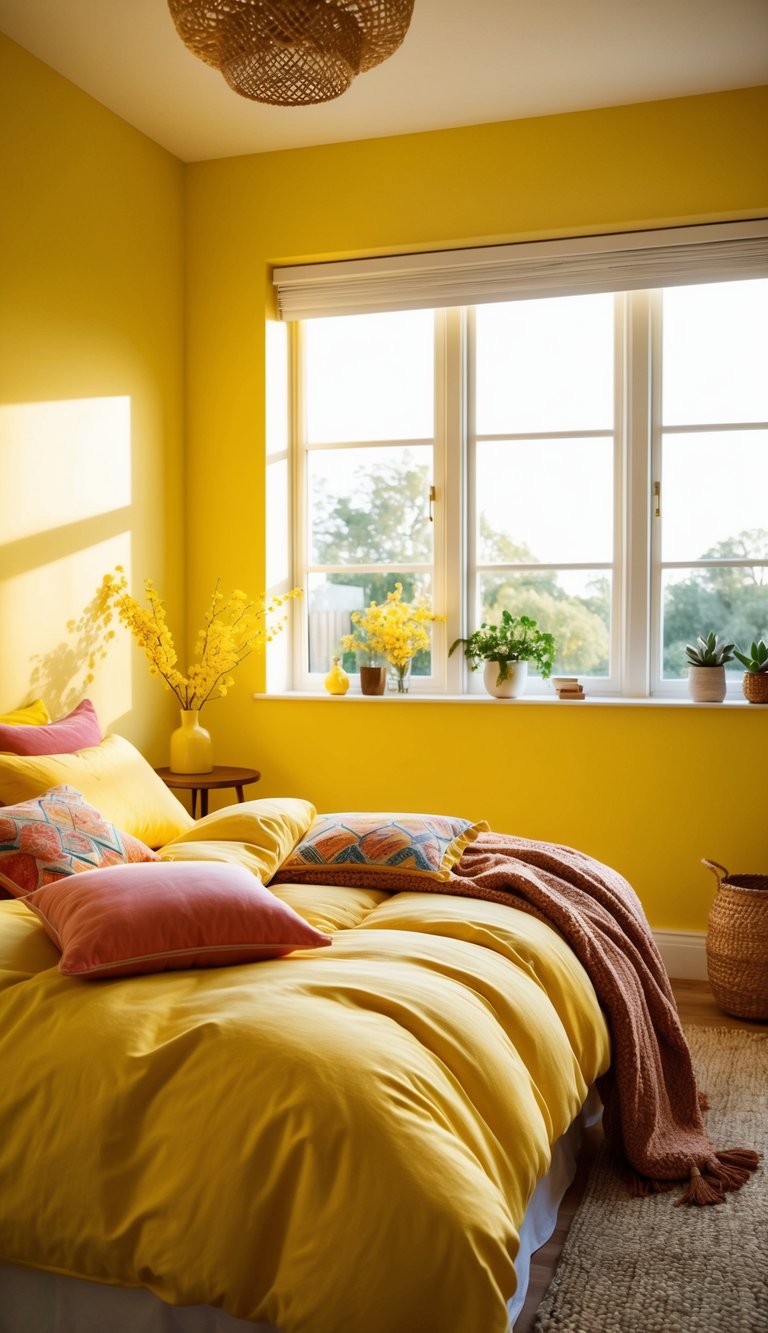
top-left (685, 632), bottom-right (735, 668)
top-left (733, 639), bottom-right (768, 674)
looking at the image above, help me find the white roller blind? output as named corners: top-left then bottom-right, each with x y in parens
top-left (273, 219), bottom-right (768, 319)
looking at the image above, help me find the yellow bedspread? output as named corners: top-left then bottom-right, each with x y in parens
top-left (0, 881), bottom-right (609, 1333)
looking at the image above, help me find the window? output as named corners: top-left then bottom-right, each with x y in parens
top-left (286, 268), bottom-right (767, 697)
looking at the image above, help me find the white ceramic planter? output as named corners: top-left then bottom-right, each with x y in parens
top-left (483, 660), bottom-right (528, 699)
top-left (687, 665), bottom-right (726, 703)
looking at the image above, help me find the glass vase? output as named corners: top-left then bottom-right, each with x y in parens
top-left (170, 709), bottom-right (213, 774)
top-left (387, 660), bottom-right (412, 693)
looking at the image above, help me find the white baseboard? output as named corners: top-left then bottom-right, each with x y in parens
top-left (653, 929), bottom-right (708, 981)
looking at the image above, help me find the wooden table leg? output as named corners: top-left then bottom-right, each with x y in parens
top-left (200, 789), bottom-right (209, 818)
top-left (235, 784), bottom-right (245, 802)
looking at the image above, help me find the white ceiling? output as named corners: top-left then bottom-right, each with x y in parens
top-left (1, 0), bottom-right (767, 164)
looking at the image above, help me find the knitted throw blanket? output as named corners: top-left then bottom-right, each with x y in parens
top-left (441, 831), bottom-right (759, 1207)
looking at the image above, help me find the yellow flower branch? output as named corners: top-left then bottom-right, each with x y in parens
top-left (97, 568), bottom-right (301, 710)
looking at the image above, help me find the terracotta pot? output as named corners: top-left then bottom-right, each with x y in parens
top-left (360, 665), bottom-right (386, 696)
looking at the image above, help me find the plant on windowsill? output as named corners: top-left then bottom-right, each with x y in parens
top-left (341, 582), bottom-right (444, 694)
top-left (733, 639), bottom-right (768, 705)
top-left (449, 611), bottom-right (556, 699)
top-left (684, 632), bottom-right (735, 704)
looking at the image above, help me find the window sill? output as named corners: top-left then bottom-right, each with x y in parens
top-left (257, 692), bottom-right (756, 709)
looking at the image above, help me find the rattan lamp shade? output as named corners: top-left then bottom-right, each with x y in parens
top-left (167, 0), bottom-right (415, 106)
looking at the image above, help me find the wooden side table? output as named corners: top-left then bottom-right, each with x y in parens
top-left (154, 765), bottom-right (261, 819)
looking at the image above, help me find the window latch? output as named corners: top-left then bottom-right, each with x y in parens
top-left (428, 484), bottom-right (436, 522)
top-left (653, 480), bottom-right (661, 518)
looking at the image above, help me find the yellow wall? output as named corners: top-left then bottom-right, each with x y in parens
top-left (0, 35), bottom-right (186, 756)
top-left (1, 40), bottom-right (766, 932)
top-left (184, 87), bottom-right (768, 932)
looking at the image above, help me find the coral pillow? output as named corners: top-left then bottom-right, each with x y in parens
top-left (271, 812), bottom-right (488, 892)
top-left (25, 861), bottom-right (333, 978)
top-left (0, 785), bottom-right (158, 898)
top-left (0, 699), bottom-right (50, 726)
top-left (0, 699), bottom-right (102, 756)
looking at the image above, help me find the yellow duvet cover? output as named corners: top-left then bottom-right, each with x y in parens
top-left (0, 880), bottom-right (609, 1333)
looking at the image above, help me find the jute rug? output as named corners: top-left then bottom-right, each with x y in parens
top-left (533, 1026), bottom-right (768, 1333)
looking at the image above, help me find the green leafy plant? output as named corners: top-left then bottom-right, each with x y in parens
top-left (733, 638), bottom-right (768, 674)
top-left (449, 611), bottom-right (556, 685)
top-left (684, 631), bottom-right (735, 668)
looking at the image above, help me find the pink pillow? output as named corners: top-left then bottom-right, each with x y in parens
top-left (25, 860), bottom-right (333, 977)
top-left (0, 699), bottom-right (102, 756)
top-left (0, 785), bottom-right (158, 898)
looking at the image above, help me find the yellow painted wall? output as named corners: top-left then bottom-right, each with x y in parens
top-left (0, 35), bottom-right (186, 757)
top-left (1, 41), bottom-right (766, 933)
top-left (184, 87), bottom-right (768, 932)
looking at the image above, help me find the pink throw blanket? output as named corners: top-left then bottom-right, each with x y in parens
top-left (440, 832), bottom-right (759, 1206)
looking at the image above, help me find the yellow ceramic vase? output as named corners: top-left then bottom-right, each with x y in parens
top-left (324, 657), bottom-right (350, 696)
top-left (170, 709), bottom-right (213, 773)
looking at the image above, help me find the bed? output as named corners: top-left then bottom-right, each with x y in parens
top-left (0, 732), bottom-right (615, 1333)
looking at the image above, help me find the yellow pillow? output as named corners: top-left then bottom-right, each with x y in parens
top-left (159, 797), bottom-right (316, 882)
top-left (0, 734), bottom-right (194, 848)
top-left (0, 699), bottom-right (50, 726)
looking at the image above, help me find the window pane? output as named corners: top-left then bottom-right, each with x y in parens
top-left (476, 438), bottom-right (613, 564)
top-left (661, 431), bottom-right (768, 562)
top-left (661, 566), bottom-right (768, 680)
top-left (307, 572), bottom-right (434, 676)
top-left (478, 569), bottom-right (611, 677)
top-left (662, 280), bottom-right (768, 426)
top-left (475, 294), bottom-right (614, 435)
top-left (309, 446), bottom-right (433, 566)
top-left (305, 310), bottom-right (434, 443)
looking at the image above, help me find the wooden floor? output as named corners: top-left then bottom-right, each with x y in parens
top-left (514, 978), bottom-right (766, 1332)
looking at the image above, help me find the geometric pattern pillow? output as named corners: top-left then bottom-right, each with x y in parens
top-left (0, 784), bottom-right (159, 899)
top-left (270, 812), bottom-right (488, 893)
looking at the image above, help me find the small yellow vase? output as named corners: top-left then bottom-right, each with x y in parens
top-left (170, 709), bottom-right (213, 773)
top-left (324, 657), bottom-right (350, 696)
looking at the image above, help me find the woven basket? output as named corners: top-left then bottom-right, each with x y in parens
top-left (703, 859), bottom-right (768, 1020)
top-left (742, 671), bottom-right (768, 704)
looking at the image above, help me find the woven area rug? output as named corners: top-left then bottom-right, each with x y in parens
top-left (532, 1026), bottom-right (768, 1333)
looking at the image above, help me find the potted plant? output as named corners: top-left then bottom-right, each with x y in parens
top-left (733, 638), bottom-right (768, 704)
top-left (449, 611), bottom-right (556, 699)
top-left (342, 582), bottom-right (443, 694)
top-left (684, 632), bottom-right (735, 703)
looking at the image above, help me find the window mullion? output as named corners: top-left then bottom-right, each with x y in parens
top-left (621, 290), bottom-right (654, 696)
top-left (441, 307), bottom-right (466, 695)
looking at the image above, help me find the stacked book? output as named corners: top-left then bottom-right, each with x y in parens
top-left (552, 676), bottom-right (585, 700)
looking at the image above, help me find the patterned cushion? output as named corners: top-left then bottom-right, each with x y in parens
top-left (26, 861), bottom-right (333, 978)
top-left (0, 785), bottom-right (159, 898)
top-left (271, 812), bottom-right (488, 892)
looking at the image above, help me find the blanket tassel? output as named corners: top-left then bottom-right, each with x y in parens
top-left (709, 1148), bottom-right (761, 1191)
top-left (675, 1165), bottom-right (724, 1207)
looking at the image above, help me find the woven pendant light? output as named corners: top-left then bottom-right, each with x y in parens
top-left (167, 0), bottom-right (415, 106)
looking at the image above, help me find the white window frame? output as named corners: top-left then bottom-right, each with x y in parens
top-left (278, 221), bottom-right (768, 699)
top-left (291, 317), bottom-right (447, 694)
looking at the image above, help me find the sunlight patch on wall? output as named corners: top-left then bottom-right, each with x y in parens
top-left (0, 396), bottom-right (131, 542)
top-left (0, 535), bottom-right (133, 724)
